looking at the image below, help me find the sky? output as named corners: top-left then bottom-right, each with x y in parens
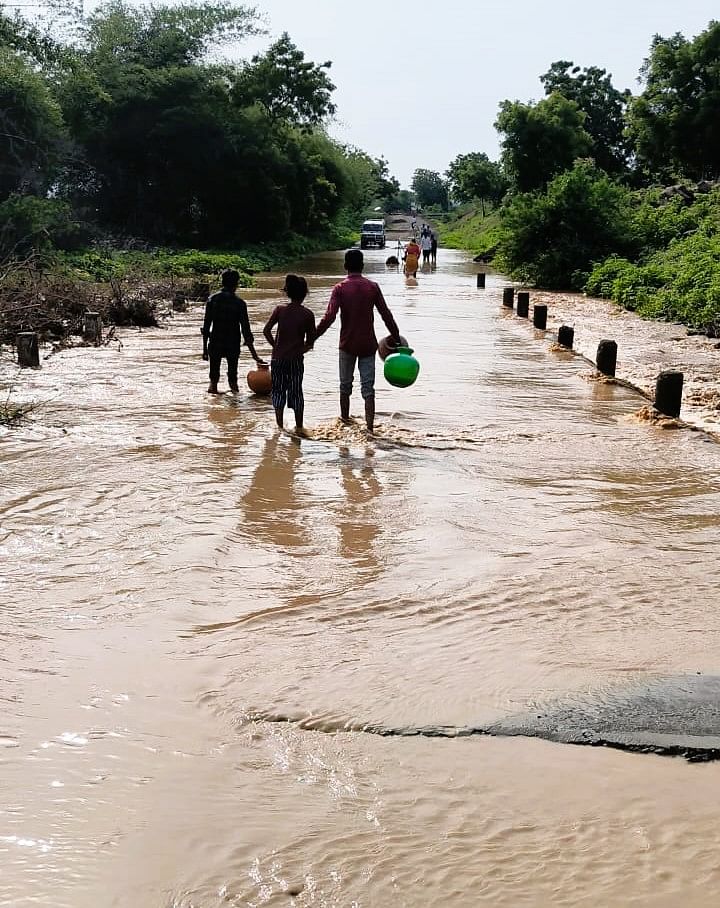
top-left (236, 0), bottom-right (719, 187)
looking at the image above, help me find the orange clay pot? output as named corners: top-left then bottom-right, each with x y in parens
top-left (246, 363), bottom-right (272, 394)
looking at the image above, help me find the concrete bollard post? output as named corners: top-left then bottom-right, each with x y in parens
top-left (533, 305), bottom-right (548, 329)
top-left (654, 370), bottom-right (684, 418)
top-left (191, 280), bottom-right (210, 301)
top-left (83, 311), bottom-right (103, 345)
top-left (16, 332), bottom-right (39, 368)
top-left (476, 273), bottom-right (486, 289)
top-left (596, 340), bottom-right (617, 377)
top-left (173, 291), bottom-right (188, 312)
top-left (558, 325), bottom-right (574, 348)
top-left (516, 292), bottom-right (530, 318)
top-left (502, 287), bottom-right (514, 309)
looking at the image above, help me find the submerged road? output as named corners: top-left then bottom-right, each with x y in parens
top-left (2, 248), bottom-right (720, 905)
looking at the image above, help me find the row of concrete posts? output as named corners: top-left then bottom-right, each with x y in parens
top-left (16, 312), bottom-right (104, 368)
top-left (477, 276), bottom-right (685, 419)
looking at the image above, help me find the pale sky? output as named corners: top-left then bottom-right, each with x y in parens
top-left (239, 0), bottom-right (719, 187)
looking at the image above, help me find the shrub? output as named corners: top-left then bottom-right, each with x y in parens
top-left (0, 194), bottom-right (87, 257)
top-left (497, 161), bottom-right (638, 289)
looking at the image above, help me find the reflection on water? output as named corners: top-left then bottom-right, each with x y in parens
top-left (337, 449), bottom-right (381, 572)
top-left (242, 433), bottom-right (304, 549)
top-left (2, 249), bottom-right (720, 906)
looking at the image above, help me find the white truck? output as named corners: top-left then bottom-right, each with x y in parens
top-left (360, 219), bottom-right (386, 249)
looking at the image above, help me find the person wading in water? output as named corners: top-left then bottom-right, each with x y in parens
top-left (263, 274), bottom-right (316, 434)
top-left (202, 269), bottom-right (265, 394)
top-left (403, 238), bottom-right (420, 278)
top-left (315, 249), bottom-right (402, 433)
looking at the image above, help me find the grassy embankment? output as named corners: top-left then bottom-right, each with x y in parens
top-left (438, 187), bottom-right (720, 337)
top-left (435, 205), bottom-right (502, 260)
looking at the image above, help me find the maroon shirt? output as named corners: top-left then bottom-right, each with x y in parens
top-left (315, 273), bottom-right (400, 357)
top-left (264, 302), bottom-right (316, 361)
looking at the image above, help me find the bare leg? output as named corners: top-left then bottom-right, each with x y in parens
top-left (340, 392), bottom-right (351, 423)
top-left (293, 404), bottom-right (304, 433)
top-left (364, 395), bottom-right (375, 433)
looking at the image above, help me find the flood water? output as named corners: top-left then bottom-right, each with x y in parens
top-left (2, 249), bottom-right (720, 906)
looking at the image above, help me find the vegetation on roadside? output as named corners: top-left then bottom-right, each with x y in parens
top-left (0, 385), bottom-right (38, 425)
top-left (434, 19), bottom-right (720, 334)
top-left (0, 0), bottom-right (394, 344)
top-left (434, 207), bottom-right (502, 259)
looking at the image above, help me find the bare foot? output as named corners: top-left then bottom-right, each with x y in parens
top-left (293, 426), bottom-right (309, 438)
top-left (207, 384), bottom-right (220, 394)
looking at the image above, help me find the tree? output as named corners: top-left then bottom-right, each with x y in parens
top-left (81, 0), bottom-right (262, 68)
top-left (0, 49), bottom-right (65, 200)
top-left (235, 32), bottom-right (336, 128)
top-left (341, 149), bottom-right (399, 212)
top-left (495, 92), bottom-right (592, 192)
top-left (498, 160), bottom-right (637, 289)
top-left (628, 21), bottom-right (720, 181)
top-left (411, 168), bottom-right (448, 210)
top-left (446, 152), bottom-right (507, 214)
top-left (540, 61), bottom-right (631, 174)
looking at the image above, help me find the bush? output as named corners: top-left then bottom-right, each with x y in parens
top-left (587, 229), bottom-right (720, 333)
top-left (0, 194), bottom-right (88, 257)
top-left (497, 160), bottom-right (638, 289)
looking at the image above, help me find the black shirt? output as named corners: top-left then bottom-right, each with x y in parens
top-left (203, 289), bottom-right (254, 351)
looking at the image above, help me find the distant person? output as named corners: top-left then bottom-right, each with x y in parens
top-left (315, 249), bottom-right (402, 432)
top-left (263, 274), bottom-right (316, 434)
top-left (420, 231), bottom-right (432, 264)
top-left (431, 231), bottom-right (438, 264)
top-left (202, 269), bottom-right (265, 394)
top-left (403, 238), bottom-right (420, 277)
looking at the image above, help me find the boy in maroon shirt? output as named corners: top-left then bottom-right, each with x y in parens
top-left (263, 274), bottom-right (316, 433)
top-left (315, 249), bottom-right (402, 432)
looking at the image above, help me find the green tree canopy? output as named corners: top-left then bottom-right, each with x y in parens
top-left (628, 20), bottom-right (720, 181)
top-left (495, 92), bottom-right (592, 193)
top-left (235, 32), bottom-right (336, 128)
top-left (498, 159), bottom-right (637, 289)
top-left (540, 61), bottom-right (631, 174)
top-left (82, 0), bottom-right (262, 68)
top-left (446, 152), bottom-right (507, 214)
top-left (411, 168), bottom-right (449, 210)
top-left (0, 49), bottom-right (65, 200)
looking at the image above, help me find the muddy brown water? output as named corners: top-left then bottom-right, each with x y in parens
top-left (2, 249), bottom-right (720, 906)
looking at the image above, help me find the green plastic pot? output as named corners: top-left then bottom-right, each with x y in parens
top-left (384, 346), bottom-right (420, 388)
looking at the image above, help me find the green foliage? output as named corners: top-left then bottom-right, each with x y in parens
top-left (540, 61), bottom-right (631, 174)
top-left (82, 0), bottom-right (262, 68)
top-left (495, 93), bottom-right (592, 193)
top-left (628, 21), bottom-right (720, 180)
top-left (587, 190), bottom-right (720, 332)
top-left (384, 188), bottom-right (415, 213)
top-left (0, 49), bottom-right (66, 199)
top-left (497, 160), bottom-right (637, 289)
top-left (0, 194), bottom-right (84, 256)
top-left (235, 32), bottom-right (336, 128)
top-left (439, 208), bottom-right (503, 258)
top-left (446, 152), bottom-right (507, 214)
top-left (411, 169), bottom-right (449, 211)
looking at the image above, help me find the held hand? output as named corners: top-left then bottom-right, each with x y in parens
top-left (254, 357), bottom-right (268, 367)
